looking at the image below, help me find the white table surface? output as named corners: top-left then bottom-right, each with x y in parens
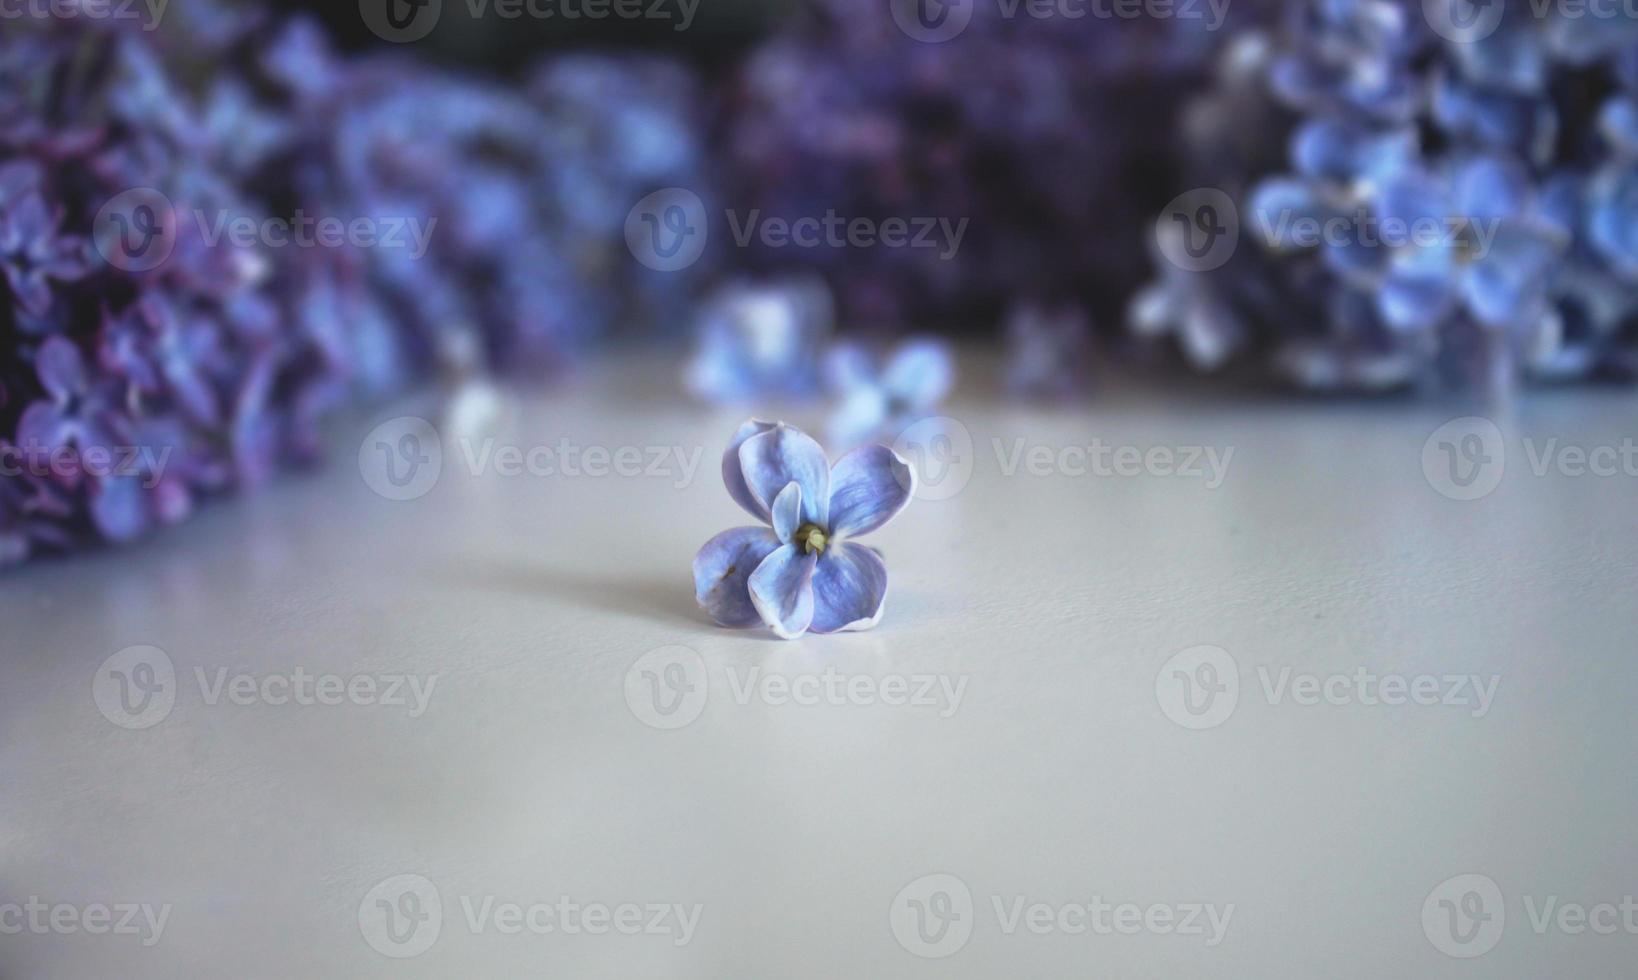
top-left (3, 352), bottom-right (1636, 978)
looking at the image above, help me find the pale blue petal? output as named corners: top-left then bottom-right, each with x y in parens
top-left (748, 543), bottom-right (817, 640)
top-left (721, 418), bottom-right (776, 522)
top-left (739, 424), bottom-right (829, 527)
top-left (1378, 272), bottom-right (1456, 333)
top-left (810, 542), bottom-right (889, 634)
top-left (1464, 222), bottom-right (1562, 327)
top-left (693, 526), bottom-right (782, 628)
top-left (771, 481), bottom-right (802, 545)
top-left (827, 387), bottom-right (889, 449)
top-left (1600, 96), bottom-right (1638, 157)
top-left (823, 342), bottom-right (875, 393)
top-left (1454, 155), bottom-right (1531, 222)
top-left (827, 445), bottom-right (914, 538)
top-left (883, 339), bottom-right (954, 412)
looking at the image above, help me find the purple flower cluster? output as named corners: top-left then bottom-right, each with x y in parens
top-left (1132, 1), bottom-right (1638, 393)
top-left (720, 0), bottom-right (1223, 333)
top-left (0, 24), bottom-right (303, 561)
top-left (0, 14), bottom-right (710, 566)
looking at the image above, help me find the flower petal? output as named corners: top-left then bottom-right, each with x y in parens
top-left (738, 423), bottom-right (829, 528)
top-left (810, 542), bottom-right (889, 634)
top-left (827, 444), bottom-right (914, 538)
top-left (827, 386), bottom-right (889, 450)
top-left (693, 526), bottom-right (782, 628)
top-left (824, 341), bottom-right (875, 393)
top-left (748, 543), bottom-right (817, 640)
top-left (721, 418), bottom-right (777, 522)
top-left (883, 338), bottom-right (954, 412)
top-left (771, 481), bottom-right (802, 545)
top-left (90, 476), bottom-right (149, 544)
top-left (36, 335), bottom-right (87, 400)
top-left (16, 402), bottom-right (73, 453)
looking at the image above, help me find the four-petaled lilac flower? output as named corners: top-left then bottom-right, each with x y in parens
top-left (825, 338), bottom-right (954, 449)
top-left (0, 192), bottom-right (91, 318)
top-left (694, 420), bottom-right (915, 640)
top-left (17, 337), bottom-right (122, 490)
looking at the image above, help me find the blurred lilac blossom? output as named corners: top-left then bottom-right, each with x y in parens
top-left (685, 276), bottom-right (834, 404)
top-left (825, 337), bottom-right (955, 450)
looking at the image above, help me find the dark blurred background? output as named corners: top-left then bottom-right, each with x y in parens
top-left (286, 0), bottom-right (784, 69)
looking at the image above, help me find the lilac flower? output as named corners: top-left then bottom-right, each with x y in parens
top-left (0, 192), bottom-right (91, 319)
top-left (694, 420), bottom-right (914, 639)
top-left (16, 337), bottom-right (122, 488)
top-left (825, 338), bottom-right (955, 449)
top-left (684, 277), bottom-right (834, 404)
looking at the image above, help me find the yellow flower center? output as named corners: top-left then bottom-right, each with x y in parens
top-left (796, 523), bottom-right (828, 555)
